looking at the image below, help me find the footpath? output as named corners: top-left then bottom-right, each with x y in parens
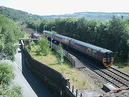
top-left (1, 47), bottom-right (58, 97)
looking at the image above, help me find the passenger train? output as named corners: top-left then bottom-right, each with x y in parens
top-left (43, 30), bottom-right (114, 67)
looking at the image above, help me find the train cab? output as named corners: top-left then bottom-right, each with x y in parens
top-left (103, 52), bottom-right (114, 67)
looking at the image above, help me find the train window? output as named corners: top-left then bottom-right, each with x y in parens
top-left (105, 53), bottom-right (109, 57)
top-left (92, 50), bottom-right (97, 56)
top-left (110, 52), bottom-right (114, 57)
top-left (106, 52), bottom-right (113, 58)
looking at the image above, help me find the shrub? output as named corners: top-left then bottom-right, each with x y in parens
top-left (0, 85), bottom-right (22, 97)
top-left (0, 63), bottom-right (14, 85)
top-left (38, 38), bottom-right (51, 56)
top-left (57, 44), bottom-right (65, 64)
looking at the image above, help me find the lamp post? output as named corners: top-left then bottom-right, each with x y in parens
top-left (43, 25), bottom-right (47, 37)
top-left (44, 25), bottom-right (47, 31)
top-left (50, 26), bottom-right (55, 48)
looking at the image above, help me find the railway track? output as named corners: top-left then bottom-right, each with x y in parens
top-left (65, 48), bottom-right (129, 88)
top-left (109, 66), bottom-right (129, 81)
top-left (94, 66), bottom-right (129, 88)
top-left (51, 42), bottom-right (129, 88)
top-left (82, 60), bottom-right (129, 88)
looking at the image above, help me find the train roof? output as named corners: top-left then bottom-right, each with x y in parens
top-left (71, 39), bottom-right (112, 53)
top-left (55, 33), bottom-right (112, 53)
top-left (43, 30), bottom-right (53, 35)
top-left (43, 30), bottom-right (112, 53)
top-left (54, 33), bottom-right (72, 40)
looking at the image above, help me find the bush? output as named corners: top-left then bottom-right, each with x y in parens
top-left (0, 85), bottom-right (22, 97)
top-left (0, 63), bottom-right (22, 97)
top-left (0, 63), bottom-right (14, 85)
top-left (57, 44), bottom-right (65, 64)
top-left (37, 38), bottom-right (51, 56)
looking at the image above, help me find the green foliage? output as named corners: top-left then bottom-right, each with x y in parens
top-left (0, 63), bottom-right (14, 85)
top-left (0, 84), bottom-right (22, 97)
top-left (108, 18), bottom-right (129, 61)
top-left (0, 63), bottom-right (22, 97)
top-left (38, 38), bottom-right (51, 56)
top-left (39, 17), bottom-right (129, 63)
top-left (26, 20), bottom-right (41, 31)
top-left (57, 44), bottom-right (65, 64)
top-left (0, 6), bottom-right (41, 23)
top-left (28, 38), bottom-right (51, 56)
top-left (26, 40), bottom-right (35, 52)
top-left (39, 19), bottom-right (55, 32)
top-left (0, 14), bottom-right (23, 60)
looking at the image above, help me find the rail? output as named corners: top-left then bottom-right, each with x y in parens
top-left (52, 43), bottom-right (129, 89)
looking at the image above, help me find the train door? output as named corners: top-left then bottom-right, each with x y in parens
top-left (105, 52), bottom-right (112, 66)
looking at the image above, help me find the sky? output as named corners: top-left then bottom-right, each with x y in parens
top-left (0, 0), bottom-right (129, 15)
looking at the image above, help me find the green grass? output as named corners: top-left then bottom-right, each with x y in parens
top-left (31, 52), bottom-right (97, 89)
top-left (28, 40), bottom-right (98, 89)
top-left (114, 62), bottom-right (129, 69)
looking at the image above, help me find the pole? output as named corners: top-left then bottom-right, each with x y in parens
top-left (50, 26), bottom-right (55, 48)
top-left (43, 25), bottom-right (47, 37)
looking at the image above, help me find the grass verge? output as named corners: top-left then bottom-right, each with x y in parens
top-left (114, 62), bottom-right (129, 69)
top-left (31, 52), bottom-right (97, 89)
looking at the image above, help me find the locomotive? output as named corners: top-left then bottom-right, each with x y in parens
top-left (43, 30), bottom-right (114, 67)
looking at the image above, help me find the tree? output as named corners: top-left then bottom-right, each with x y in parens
top-left (38, 38), bottom-right (51, 56)
top-left (0, 14), bottom-right (23, 60)
top-left (38, 17), bottom-right (129, 63)
top-left (57, 44), bottom-right (65, 64)
top-left (108, 18), bottom-right (129, 62)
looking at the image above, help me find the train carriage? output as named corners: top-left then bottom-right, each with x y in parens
top-left (43, 30), bottom-right (114, 67)
top-left (54, 34), bottom-right (70, 45)
top-left (69, 39), bottom-right (114, 66)
top-left (43, 30), bottom-right (53, 39)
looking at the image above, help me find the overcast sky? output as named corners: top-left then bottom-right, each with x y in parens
top-left (0, 0), bottom-right (129, 15)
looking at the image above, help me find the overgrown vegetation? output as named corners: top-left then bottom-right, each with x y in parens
top-left (0, 63), bottom-right (22, 97)
top-left (26, 38), bottom-right (51, 56)
top-left (0, 10), bottom-right (25, 97)
top-left (0, 63), bottom-right (14, 85)
top-left (56, 44), bottom-right (65, 64)
top-left (0, 14), bottom-right (24, 60)
top-left (27, 39), bottom-right (97, 89)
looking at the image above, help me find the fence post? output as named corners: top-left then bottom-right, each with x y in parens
top-left (68, 81), bottom-right (70, 89)
top-left (76, 89), bottom-right (78, 97)
top-left (80, 93), bottom-right (82, 97)
top-left (60, 90), bottom-right (62, 96)
top-left (74, 59), bottom-right (75, 67)
top-left (72, 85), bottom-right (74, 93)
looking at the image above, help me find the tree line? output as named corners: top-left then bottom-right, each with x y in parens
top-left (0, 6), bottom-right (42, 24)
top-left (27, 17), bottom-right (129, 63)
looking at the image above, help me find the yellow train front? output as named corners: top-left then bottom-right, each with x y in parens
top-left (102, 52), bottom-right (114, 67)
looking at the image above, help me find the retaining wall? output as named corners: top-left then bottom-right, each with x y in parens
top-left (20, 39), bottom-right (77, 97)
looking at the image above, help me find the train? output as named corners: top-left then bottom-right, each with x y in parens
top-left (43, 30), bottom-right (114, 67)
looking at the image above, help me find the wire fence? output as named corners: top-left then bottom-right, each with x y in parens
top-left (52, 43), bottom-right (85, 69)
